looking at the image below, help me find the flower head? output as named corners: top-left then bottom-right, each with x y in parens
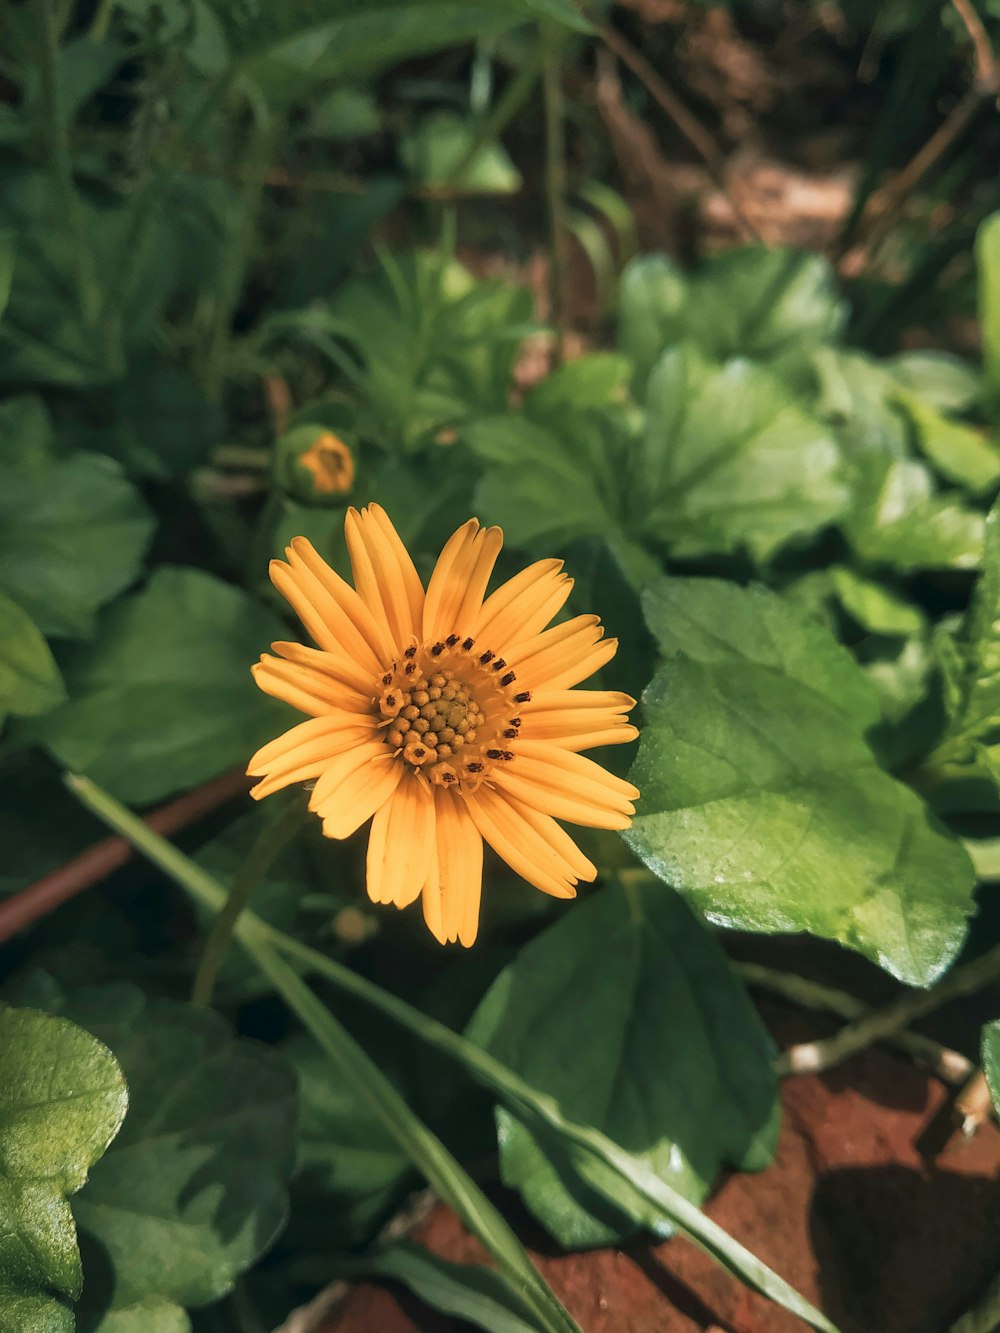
top-left (248, 505), bottom-right (639, 946)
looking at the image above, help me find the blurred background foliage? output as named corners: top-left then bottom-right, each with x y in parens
top-left (4, 0), bottom-right (1000, 1330)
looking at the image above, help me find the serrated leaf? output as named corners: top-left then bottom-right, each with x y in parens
top-left (0, 591), bottom-right (64, 726)
top-left (842, 455), bottom-right (984, 572)
top-left (636, 348), bottom-right (848, 562)
top-left (626, 578), bottom-right (976, 986)
top-left (897, 391), bottom-right (1000, 495)
top-left (20, 983), bottom-right (297, 1316)
top-left (828, 566), bottom-right (925, 637)
top-left (619, 247), bottom-right (845, 391)
top-left (468, 410), bottom-right (625, 550)
top-left (466, 880), bottom-right (779, 1246)
top-left (0, 441), bottom-right (154, 640)
top-left (0, 1007), bottom-right (128, 1333)
top-left (924, 498), bottom-right (1000, 786)
top-left (36, 567), bottom-right (292, 804)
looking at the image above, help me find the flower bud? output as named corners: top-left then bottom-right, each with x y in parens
top-left (275, 424), bottom-right (355, 505)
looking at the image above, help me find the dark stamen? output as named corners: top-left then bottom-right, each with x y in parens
top-left (502, 750), bottom-right (515, 761)
top-left (514, 691), bottom-right (531, 703)
top-left (445, 634), bottom-right (460, 647)
top-left (502, 728), bottom-right (518, 739)
top-left (466, 761), bottom-right (484, 773)
top-left (479, 650), bottom-right (494, 665)
top-left (382, 673), bottom-right (392, 685)
top-left (404, 645), bottom-right (417, 659)
top-left (405, 662), bottom-right (417, 675)
top-left (500, 671), bottom-right (516, 687)
top-left (509, 717), bottom-right (521, 727)
top-left (486, 748), bottom-right (502, 760)
top-left (462, 637), bottom-right (475, 651)
top-left (491, 658), bottom-right (506, 671)
top-left (431, 642), bottom-right (445, 656)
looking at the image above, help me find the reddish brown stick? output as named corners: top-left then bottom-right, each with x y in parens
top-left (0, 768), bottom-right (250, 944)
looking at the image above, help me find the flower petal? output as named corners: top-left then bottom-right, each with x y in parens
top-left (465, 784), bottom-right (595, 898)
top-left (286, 536), bottom-right (395, 667)
top-left (423, 520), bottom-right (503, 642)
top-left (474, 559), bottom-right (573, 648)
top-left (345, 504), bottom-right (425, 653)
top-left (509, 617), bottom-right (620, 691)
top-left (309, 742), bottom-right (402, 838)
top-left (248, 713), bottom-right (379, 798)
top-left (422, 788), bottom-right (483, 946)
top-left (492, 741), bottom-right (638, 829)
top-left (252, 653), bottom-right (370, 717)
top-left (268, 559), bottom-right (377, 693)
top-left (366, 774), bottom-right (436, 908)
top-left (520, 689), bottom-right (638, 751)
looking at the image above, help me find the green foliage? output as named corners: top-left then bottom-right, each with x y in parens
top-left (36, 568), bottom-right (293, 803)
top-left (0, 592), bottom-right (65, 727)
top-left (0, 399), bottom-right (153, 639)
top-left (626, 578), bottom-right (977, 986)
top-left (0, 1007), bottom-right (127, 1333)
top-left (467, 880), bottom-right (778, 1246)
top-left (12, 978), bottom-right (297, 1327)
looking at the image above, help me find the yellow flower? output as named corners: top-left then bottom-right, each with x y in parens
top-left (248, 505), bottom-right (639, 946)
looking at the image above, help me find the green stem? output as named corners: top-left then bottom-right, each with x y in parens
top-left (88, 0), bottom-right (117, 39)
top-left (446, 44), bottom-right (547, 189)
top-left (36, 0), bottom-right (101, 329)
top-left (65, 772), bottom-right (840, 1333)
top-left (64, 774), bottom-right (579, 1333)
top-left (191, 797), bottom-right (307, 1007)
top-left (541, 30), bottom-right (570, 363)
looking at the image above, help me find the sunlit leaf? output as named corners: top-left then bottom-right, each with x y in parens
top-left (627, 578), bottom-right (976, 986)
top-left (467, 880), bottom-right (779, 1246)
top-left (0, 1007), bottom-right (127, 1333)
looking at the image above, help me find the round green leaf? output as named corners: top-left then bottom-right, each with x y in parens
top-left (0, 1007), bottom-right (127, 1332)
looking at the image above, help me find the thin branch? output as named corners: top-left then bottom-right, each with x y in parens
top-left (951, 0), bottom-right (1000, 94)
top-left (0, 768), bottom-right (248, 945)
top-left (777, 939), bottom-right (1000, 1076)
top-left (597, 21), bottom-right (763, 244)
top-left (739, 962), bottom-right (973, 1086)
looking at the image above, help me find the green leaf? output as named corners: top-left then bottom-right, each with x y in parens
top-left (828, 566), bottom-right (925, 637)
top-left (0, 1007), bottom-right (127, 1333)
top-left (468, 410), bottom-right (625, 549)
top-left (977, 212), bottom-right (1000, 405)
top-left (619, 247), bottom-right (845, 391)
top-left (887, 350), bottom-right (980, 412)
top-left (982, 1019), bottom-right (1000, 1118)
top-left (24, 983), bottom-right (297, 1317)
top-left (897, 391), bottom-right (1000, 495)
top-left (86, 1300), bottom-right (190, 1333)
top-left (400, 111), bottom-right (522, 193)
top-left (285, 1034), bottom-right (410, 1249)
top-left (37, 567), bottom-right (292, 804)
top-left (637, 348), bottom-right (848, 562)
top-left (0, 591), bottom-right (64, 726)
top-left (626, 578), bottom-right (976, 986)
top-left (924, 498), bottom-right (1000, 783)
top-left (348, 1243), bottom-right (539, 1333)
top-left (466, 880), bottom-right (778, 1246)
top-left (64, 772), bottom-right (840, 1333)
top-left (842, 455), bottom-right (984, 572)
top-left (0, 425), bottom-right (153, 639)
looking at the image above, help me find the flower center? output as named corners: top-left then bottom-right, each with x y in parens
top-left (375, 636), bottom-right (529, 790)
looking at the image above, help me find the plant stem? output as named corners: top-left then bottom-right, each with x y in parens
top-left (63, 773), bottom-right (580, 1333)
top-left (778, 940), bottom-right (1000, 1076)
top-left (64, 771), bottom-right (840, 1333)
top-left (542, 31), bottom-right (571, 362)
top-left (445, 44), bottom-right (547, 190)
top-left (191, 797), bottom-right (306, 1007)
top-left (738, 962), bottom-right (973, 1086)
